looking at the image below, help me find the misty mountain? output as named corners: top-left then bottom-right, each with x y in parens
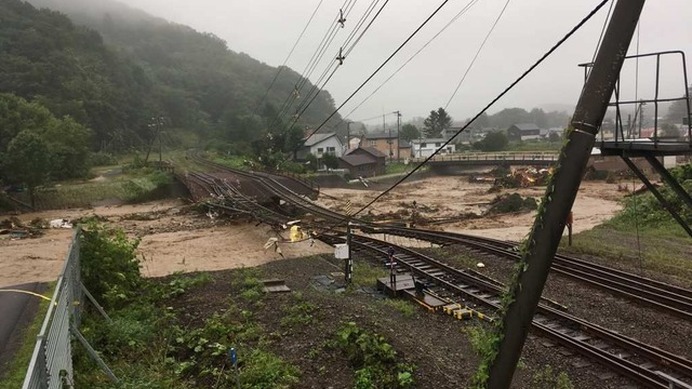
top-left (8, 0), bottom-right (340, 152)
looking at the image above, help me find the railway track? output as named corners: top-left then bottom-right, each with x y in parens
top-left (319, 232), bottom-right (692, 389)
top-left (184, 153), bottom-right (692, 322)
top-left (181, 153), bottom-right (692, 387)
top-left (371, 226), bottom-right (692, 322)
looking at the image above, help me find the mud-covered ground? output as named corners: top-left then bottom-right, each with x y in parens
top-left (0, 178), bottom-right (622, 287)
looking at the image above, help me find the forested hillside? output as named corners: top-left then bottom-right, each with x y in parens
top-left (3, 0), bottom-right (342, 154)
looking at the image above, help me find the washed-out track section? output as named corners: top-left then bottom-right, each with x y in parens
top-left (182, 154), bottom-right (692, 388)
top-left (319, 232), bottom-right (692, 389)
top-left (185, 153), bottom-right (692, 322)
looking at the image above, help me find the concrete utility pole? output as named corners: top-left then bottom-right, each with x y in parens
top-left (386, 114), bottom-right (393, 159)
top-left (485, 1), bottom-right (646, 388)
top-left (394, 111), bottom-right (401, 161)
top-left (346, 121), bottom-right (352, 152)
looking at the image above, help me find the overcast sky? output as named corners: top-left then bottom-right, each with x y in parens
top-left (117, 0), bottom-right (692, 124)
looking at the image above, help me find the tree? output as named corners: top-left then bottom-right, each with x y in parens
top-left (3, 131), bottom-right (51, 207)
top-left (665, 85), bottom-right (691, 125)
top-left (660, 123), bottom-right (681, 138)
top-left (473, 131), bottom-right (508, 152)
top-left (43, 116), bottom-right (92, 179)
top-left (400, 123), bottom-right (420, 142)
top-left (321, 153), bottom-right (339, 170)
top-left (284, 125), bottom-right (306, 158)
top-left (423, 108), bottom-right (452, 138)
top-left (548, 131), bottom-right (562, 142)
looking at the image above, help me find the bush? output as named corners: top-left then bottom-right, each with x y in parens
top-left (80, 223), bottom-right (141, 310)
top-left (89, 151), bottom-right (119, 166)
top-left (331, 322), bottom-right (415, 388)
top-left (486, 193), bottom-right (537, 214)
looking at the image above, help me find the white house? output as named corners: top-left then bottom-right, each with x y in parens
top-left (297, 132), bottom-right (345, 160)
top-left (410, 138), bottom-right (455, 158)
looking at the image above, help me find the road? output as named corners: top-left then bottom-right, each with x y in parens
top-left (0, 282), bottom-right (47, 377)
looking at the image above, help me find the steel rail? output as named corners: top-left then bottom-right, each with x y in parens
top-left (320, 233), bottom-right (692, 389)
top-left (374, 226), bottom-right (692, 321)
top-left (187, 153), bottom-right (692, 321)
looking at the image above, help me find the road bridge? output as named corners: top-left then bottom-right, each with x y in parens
top-left (410, 152), bottom-right (559, 168)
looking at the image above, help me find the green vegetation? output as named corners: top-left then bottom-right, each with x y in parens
top-left (0, 0), bottom-right (342, 190)
top-left (486, 193), bottom-right (538, 215)
top-left (531, 365), bottom-right (574, 389)
top-left (0, 286), bottom-right (53, 389)
top-left (3, 167), bottom-right (173, 211)
top-left (423, 108), bottom-right (453, 138)
top-left (75, 224), bottom-right (301, 388)
top-left (607, 163), bottom-right (691, 236)
top-left (399, 123), bottom-right (420, 142)
top-left (385, 162), bottom-right (411, 174)
top-left (330, 322), bottom-right (415, 389)
top-left (561, 163), bottom-right (691, 281)
top-left (467, 108), bottom-right (570, 130)
top-left (352, 261), bottom-right (388, 287)
top-left (507, 140), bottom-right (563, 152)
top-left (473, 131), bottom-right (509, 152)
top-left (0, 93), bottom-right (92, 205)
top-left (381, 299), bottom-right (416, 318)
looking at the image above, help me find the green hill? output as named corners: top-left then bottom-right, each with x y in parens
top-left (3, 0), bottom-right (342, 153)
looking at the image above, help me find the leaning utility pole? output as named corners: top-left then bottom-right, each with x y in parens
top-left (485, 1), bottom-right (646, 388)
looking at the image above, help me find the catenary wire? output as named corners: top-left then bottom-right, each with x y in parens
top-left (290, 0), bottom-right (390, 121)
top-left (343, 0), bottom-right (390, 57)
top-left (281, 0), bottom-right (392, 131)
top-left (337, 0), bottom-right (482, 126)
top-left (252, 0), bottom-right (326, 115)
top-left (345, 0), bottom-right (612, 220)
top-left (444, 0), bottom-right (512, 110)
top-left (270, 0), bottom-right (355, 129)
top-left (303, 0), bottom-right (455, 143)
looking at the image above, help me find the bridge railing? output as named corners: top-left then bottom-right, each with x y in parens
top-left (411, 152), bottom-right (559, 164)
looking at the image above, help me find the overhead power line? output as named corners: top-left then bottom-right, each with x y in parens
top-left (269, 0), bottom-right (356, 130)
top-left (289, 0), bottom-right (390, 123)
top-left (346, 0), bottom-right (612, 219)
top-left (444, 0), bottom-right (512, 110)
top-left (280, 0), bottom-right (393, 131)
top-left (253, 0), bottom-right (326, 115)
top-left (337, 0), bottom-right (482, 126)
top-left (304, 0), bottom-right (455, 141)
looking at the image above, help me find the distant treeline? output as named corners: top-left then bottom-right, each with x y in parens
top-left (467, 108), bottom-right (571, 130)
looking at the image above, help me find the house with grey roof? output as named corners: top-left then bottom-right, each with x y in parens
top-left (338, 146), bottom-right (386, 177)
top-left (507, 123), bottom-right (541, 141)
top-left (297, 132), bottom-right (345, 160)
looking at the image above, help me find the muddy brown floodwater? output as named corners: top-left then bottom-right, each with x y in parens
top-left (0, 178), bottom-right (622, 287)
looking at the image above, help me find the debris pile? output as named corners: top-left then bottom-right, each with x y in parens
top-left (0, 217), bottom-right (47, 239)
top-left (490, 167), bottom-right (551, 191)
top-left (485, 193), bottom-right (537, 215)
